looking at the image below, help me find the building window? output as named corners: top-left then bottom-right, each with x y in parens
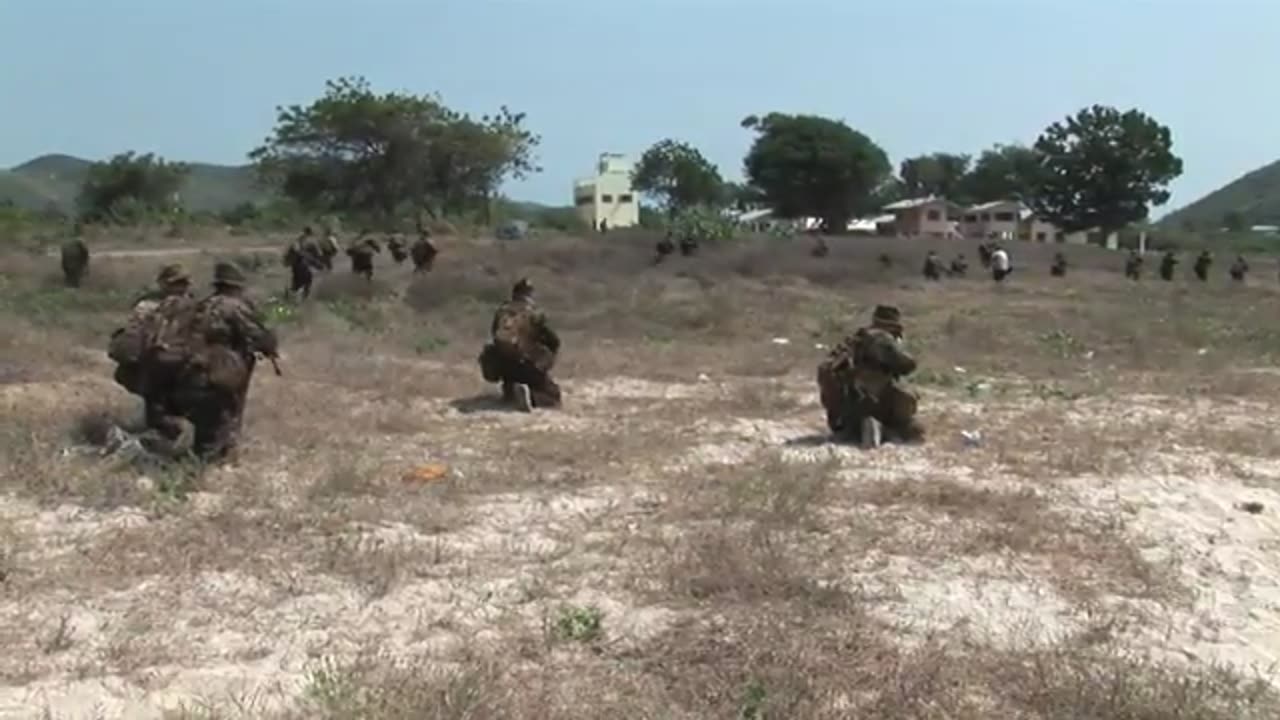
top-left (964, 214), bottom-right (977, 222)
top-left (601, 194), bottom-right (614, 203)
top-left (618, 193), bottom-right (634, 203)
top-left (575, 195), bottom-right (593, 206)
top-left (1035, 231), bottom-right (1047, 242)
top-left (994, 212), bottom-right (1015, 222)
top-left (1055, 232), bottom-right (1066, 243)
top-left (980, 213), bottom-right (991, 222)
top-left (926, 209), bottom-right (941, 221)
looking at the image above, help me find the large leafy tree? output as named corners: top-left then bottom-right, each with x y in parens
top-left (250, 76), bottom-right (539, 221)
top-left (1031, 105), bottom-right (1183, 236)
top-left (78, 152), bottom-right (189, 223)
top-left (631, 139), bottom-right (724, 215)
top-left (899, 153), bottom-right (971, 201)
top-left (960, 143), bottom-right (1044, 203)
top-left (741, 113), bottom-right (890, 231)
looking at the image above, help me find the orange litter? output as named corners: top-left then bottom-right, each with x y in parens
top-left (402, 463), bottom-right (449, 484)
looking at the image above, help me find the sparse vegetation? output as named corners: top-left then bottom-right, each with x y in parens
top-left (1, 228), bottom-right (1279, 717)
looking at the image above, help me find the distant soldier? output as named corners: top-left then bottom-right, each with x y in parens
top-left (60, 238), bottom-right (90, 288)
top-left (948, 254), bottom-right (968, 277)
top-left (1050, 251), bottom-right (1068, 277)
top-left (811, 236), bottom-right (829, 258)
top-left (1230, 254), bottom-right (1249, 282)
top-left (410, 222), bottom-right (438, 273)
top-left (654, 232), bottom-right (676, 265)
top-left (346, 233), bottom-right (382, 281)
top-left (1193, 250), bottom-right (1213, 282)
top-left (169, 263), bottom-right (280, 461)
top-left (387, 235), bottom-right (409, 264)
top-left (922, 251), bottom-right (944, 281)
top-left (991, 244), bottom-right (1012, 282)
top-left (1158, 250), bottom-right (1179, 281)
top-left (1123, 249), bottom-right (1143, 280)
top-left (817, 304), bottom-right (924, 445)
top-left (478, 278), bottom-right (562, 411)
top-left (107, 264), bottom-right (195, 452)
top-left (283, 229), bottom-right (325, 299)
top-left (878, 252), bottom-right (893, 270)
top-left (318, 230), bottom-right (341, 271)
top-left (598, 218), bottom-right (609, 234)
top-left (977, 242), bottom-right (994, 269)
top-left (679, 233), bottom-right (699, 257)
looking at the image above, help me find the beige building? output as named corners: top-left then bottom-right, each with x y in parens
top-left (882, 197), bottom-right (964, 237)
top-left (960, 199), bottom-right (1086, 244)
top-left (573, 153), bottom-right (640, 230)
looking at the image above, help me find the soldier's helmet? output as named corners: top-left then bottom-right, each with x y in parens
top-left (212, 262), bottom-right (247, 288)
top-left (871, 304), bottom-right (904, 336)
top-left (512, 277), bottom-right (534, 299)
top-left (157, 263), bottom-right (191, 289)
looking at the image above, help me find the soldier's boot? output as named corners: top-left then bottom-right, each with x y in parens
top-left (530, 377), bottom-right (562, 409)
top-left (885, 419), bottom-right (926, 445)
top-left (512, 383), bottom-right (534, 413)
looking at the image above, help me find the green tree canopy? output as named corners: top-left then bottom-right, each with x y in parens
top-left (249, 76), bottom-right (540, 222)
top-left (1031, 105), bottom-right (1183, 236)
top-left (741, 113), bottom-right (890, 232)
top-left (78, 152), bottom-right (189, 223)
top-left (899, 153), bottom-right (971, 202)
top-left (631, 139), bottom-right (724, 215)
top-left (960, 144), bottom-right (1044, 204)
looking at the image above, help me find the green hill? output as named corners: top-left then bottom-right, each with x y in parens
top-left (0, 154), bottom-right (262, 214)
top-left (1162, 159), bottom-right (1280, 229)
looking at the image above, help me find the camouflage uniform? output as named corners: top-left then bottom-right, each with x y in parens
top-left (387, 235), bottom-right (408, 264)
top-left (478, 279), bottom-right (562, 411)
top-left (1050, 252), bottom-right (1068, 277)
top-left (977, 243), bottom-right (993, 269)
top-left (949, 255), bottom-right (968, 277)
top-left (816, 305), bottom-right (924, 445)
top-left (922, 252), bottom-right (943, 281)
top-left (878, 253), bottom-right (893, 270)
top-left (1230, 255), bottom-right (1249, 282)
top-left (318, 233), bottom-right (340, 271)
top-left (1124, 250), bottom-right (1143, 280)
top-left (283, 228), bottom-right (325, 299)
top-left (1193, 250), bottom-right (1212, 282)
top-left (346, 235), bottom-right (381, 281)
top-left (107, 264), bottom-right (196, 452)
top-left (653, 233), bottom-right (675, 265)
top-left (410, 232), bottom-right (438, 273)
top-left (170, 263), bottom-right (279, 461)
top-left (1159, 251), bottom-right (1179, 281)
top-left (811, 237), bottom-right (829, 258)
top-left (680, 235), bottom-right (698, 257)
top-left (60, 238), bottom-right (90, 288)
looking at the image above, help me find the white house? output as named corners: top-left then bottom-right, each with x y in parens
top-left (573, 153), bottom-right (640, 230)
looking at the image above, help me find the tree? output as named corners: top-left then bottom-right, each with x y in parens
top-left (1221, 210), bottom-right (1246, 232)
top-left (1030, 105), bottom-right (1183, 237)
top-left (741, 113), bottom-right (890, 231)
top-left (78, 152), bottom-right (189, 223)
top-left (631, 139), bottom-right (724, 215)
top-left (899, 153), bottom-right (971, 201)
top-left (960, 144), bottom-right (1044, 203)
top-left (249, 76), bottom-right (539, 222)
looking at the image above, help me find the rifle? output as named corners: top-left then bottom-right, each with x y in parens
top-left (259, 353), bottom-right (283, 377)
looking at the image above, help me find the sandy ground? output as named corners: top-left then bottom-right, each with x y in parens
top-left (1, 348), bottom-right (1278, 718)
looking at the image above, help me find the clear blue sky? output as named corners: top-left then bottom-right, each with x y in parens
top-left (2, 0), bottom-right (1276, 216)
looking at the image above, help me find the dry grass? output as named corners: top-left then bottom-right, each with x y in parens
top-left (3, 229), bottom-right (1280, 718)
